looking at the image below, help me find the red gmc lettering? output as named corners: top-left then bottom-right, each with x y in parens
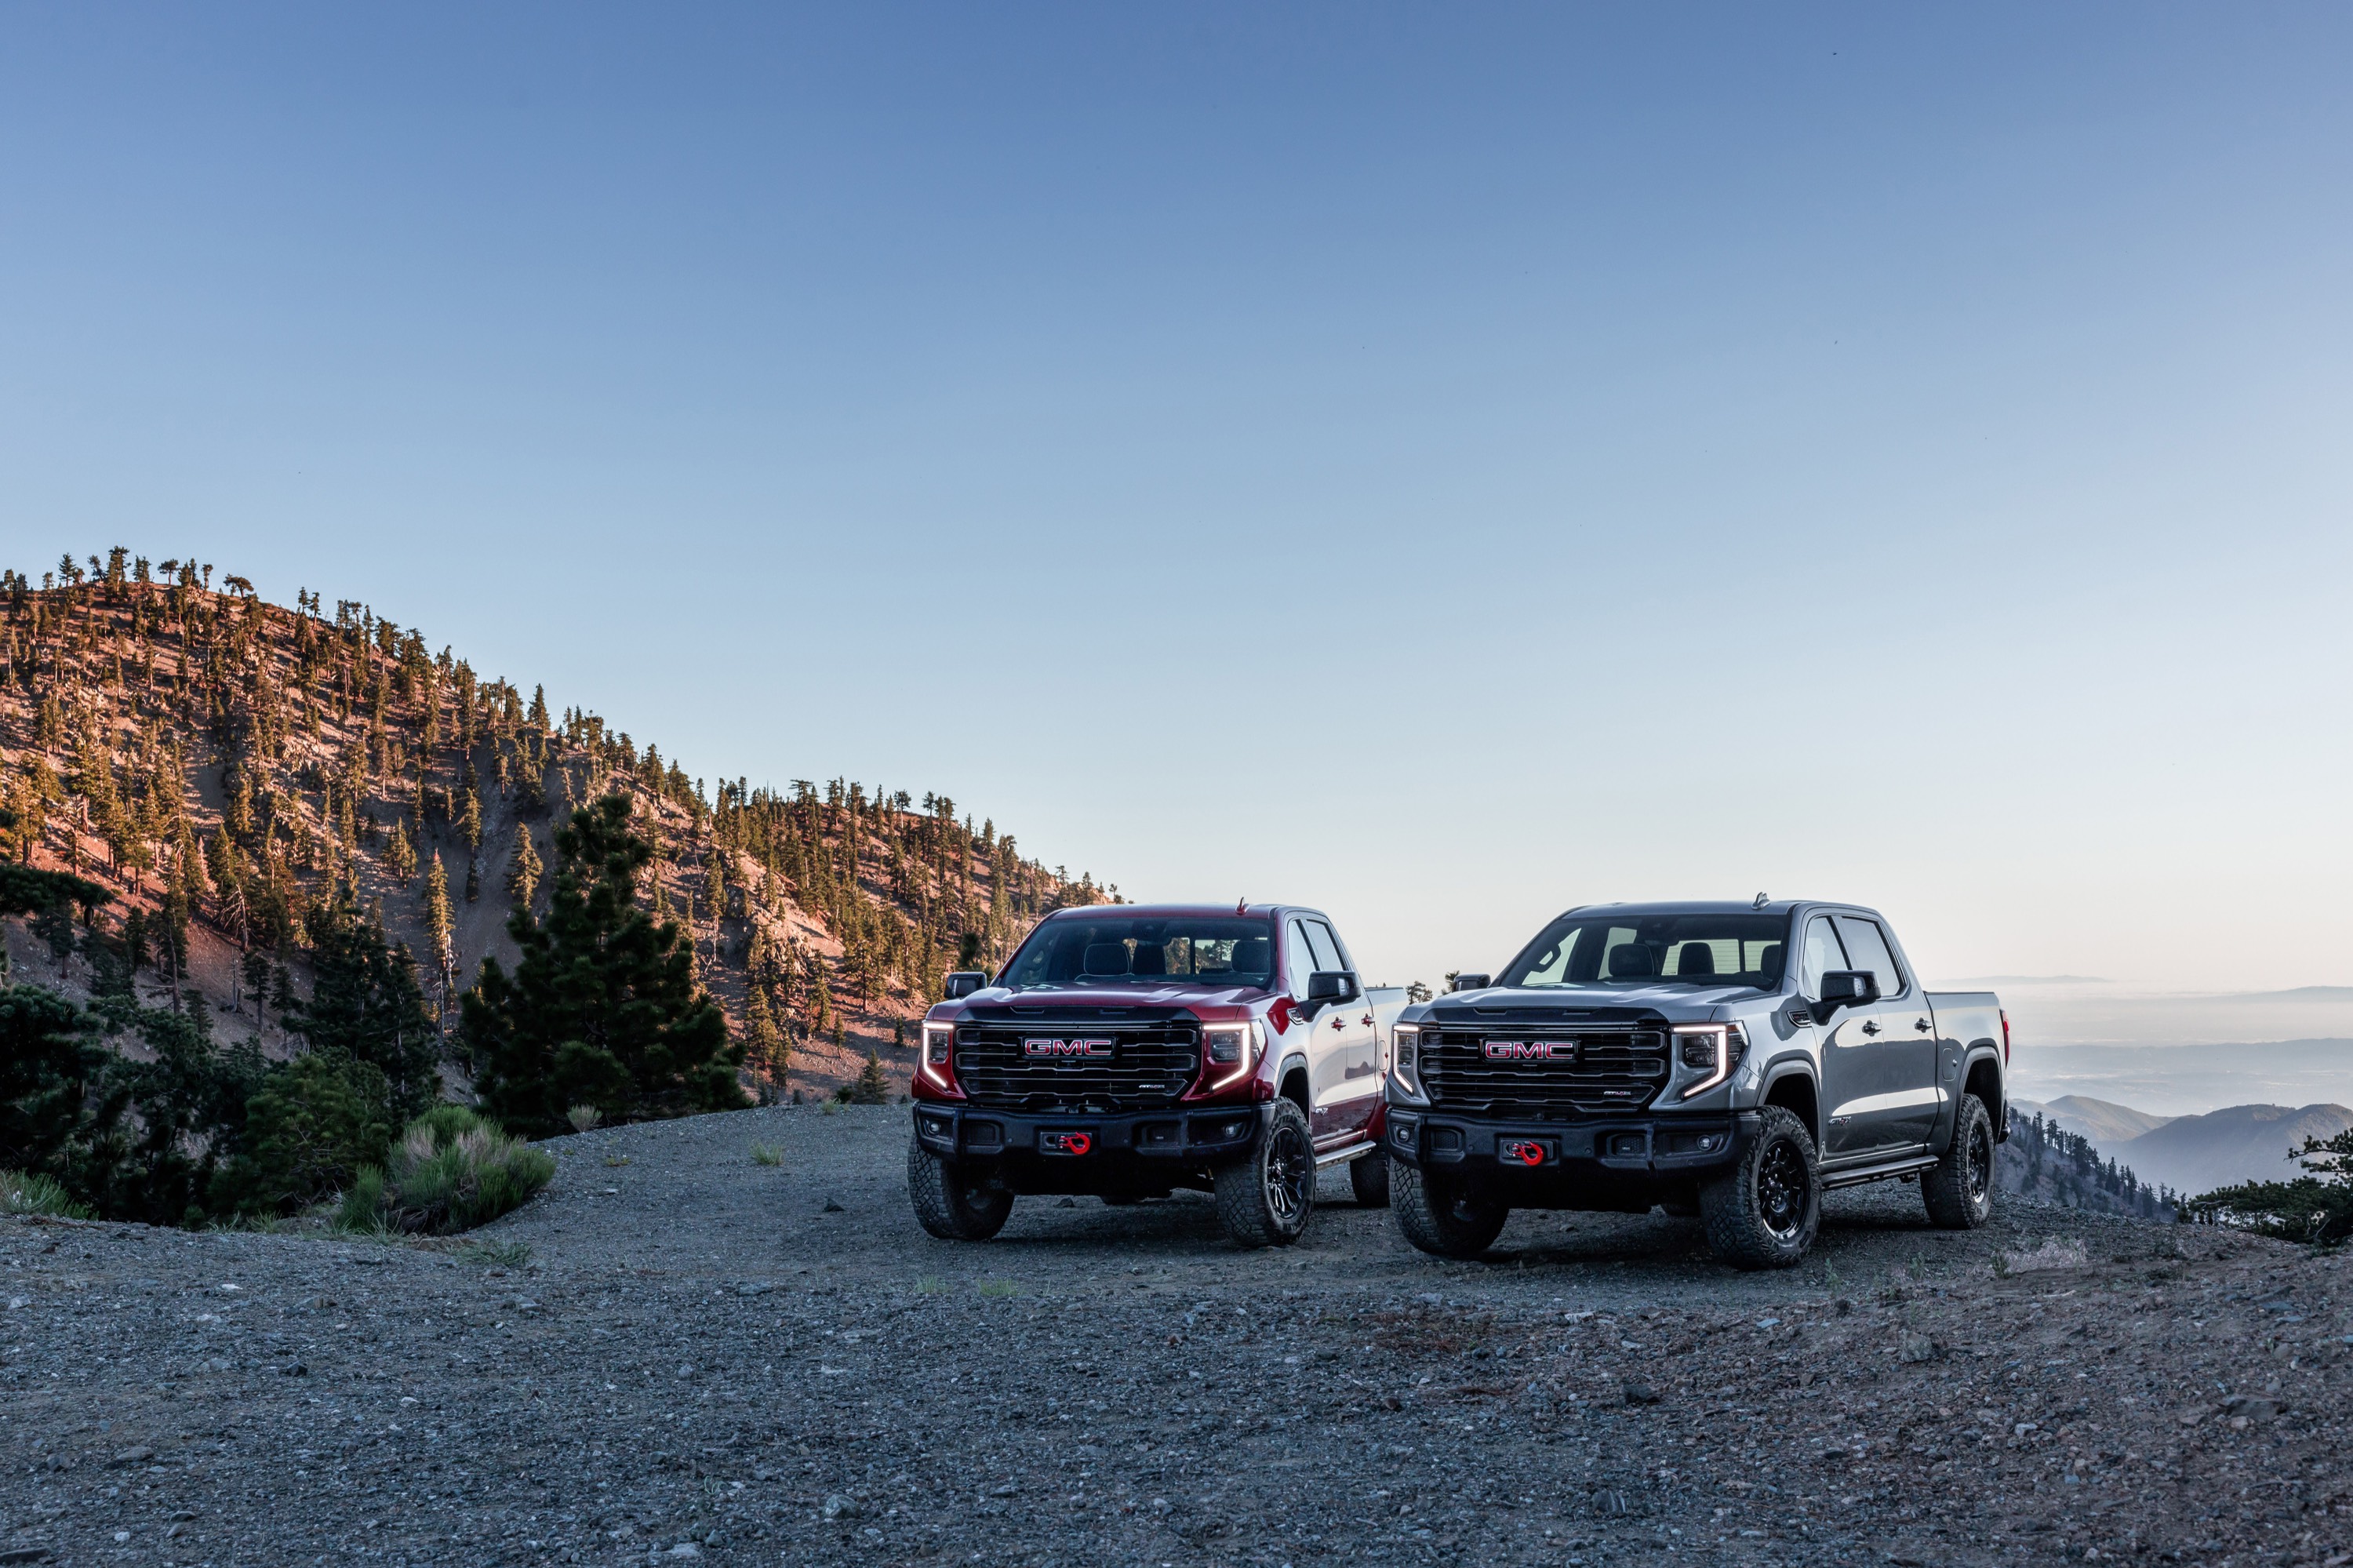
top-left (1482, 1040), bottom-right (1572, 1061)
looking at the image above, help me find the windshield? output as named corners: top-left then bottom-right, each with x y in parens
top-left (1498, 912), bottom-right (1791, 991)
top-left (1001, 916), bottom-right (1277, 990)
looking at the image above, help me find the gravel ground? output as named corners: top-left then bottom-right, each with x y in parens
top-left (4, 1104), bottom-right (2349, 1567)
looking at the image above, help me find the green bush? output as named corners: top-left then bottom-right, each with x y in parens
top-left (213, 1053), bottom-right (396, 1217)
top-left (2188, 1126), bottom-right (2353, 1246)
top-left (337, 1105), bottom-right (555, 1235)
top-left (0, 1170), bottom-right (93, 1219)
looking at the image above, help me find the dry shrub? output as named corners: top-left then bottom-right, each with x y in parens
top-left (338, 1107), bottom-right (554, 1235)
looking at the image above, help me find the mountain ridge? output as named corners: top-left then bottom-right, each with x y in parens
top-left (0, 553), bottom-right (1114, 1097)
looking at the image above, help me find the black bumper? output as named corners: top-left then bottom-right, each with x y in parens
top-left (911, 1101), bottom-right (1267, 1194)
top-left (1383, 1106), bottom-right (1758, 1209)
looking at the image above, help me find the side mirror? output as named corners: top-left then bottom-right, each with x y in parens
top-left (1449, 973), bottom-right (1492, 994)
top-left (1306, 970), bottom-right (1360, 1006)
top-left (1816, 970), bottom-right (1880, 1014)
top-left (943, 971), bottom-right (990, 1000)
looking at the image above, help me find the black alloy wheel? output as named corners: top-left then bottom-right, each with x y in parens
top-left (1213, 1099), bottom-right (1316, 1248)
top-left (1922, 1091), bottom-right (1997, 1230)
top-left (1757, 1137), bottom-right (1810, 1242)
top-left (1699, 1106), bottom-right (1821, 1269)
top-left (1263, 1118), bottom-right (1311, 1225)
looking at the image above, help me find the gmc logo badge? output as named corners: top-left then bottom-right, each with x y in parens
top-left (1024, 1037), bottom-right (1115, 1058)
top-left (1483, 1039), bottom-right (1574, 1062)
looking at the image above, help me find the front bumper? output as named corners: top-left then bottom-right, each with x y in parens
top-left (911, 1101), bottom-right (1267, 1192)
top-left (1383, 1106), bottom-right (1758, 1209)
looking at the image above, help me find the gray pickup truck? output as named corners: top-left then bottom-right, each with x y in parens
top-left (1380, 900), bottom-right (2007, 1268)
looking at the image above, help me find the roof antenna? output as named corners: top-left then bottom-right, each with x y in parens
top-left (1752, 891), bottom-right (1769, 909)
top-left (1235, 897), bottom-right (1249, 915)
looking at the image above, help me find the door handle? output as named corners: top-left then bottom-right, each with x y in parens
top-left (1915, 1018), bottom-right (1932, 1032)
top-left (1860, 1020), bottom-right (1880, 1036)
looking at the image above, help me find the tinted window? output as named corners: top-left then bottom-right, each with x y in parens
top-left (1499, 913), bottom-right (1790, 991)
top-left (1799, 917), bottom-right (1848, 998)
top-left (1002, 916), bottom-right (1277, 990)
top-left (1832, 916), bottom-right (1904, 998)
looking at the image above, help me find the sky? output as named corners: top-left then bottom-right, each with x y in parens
top-left (3, 4), bottom-right (2350, 999)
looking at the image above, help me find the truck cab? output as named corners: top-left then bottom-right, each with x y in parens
top-left (1382, 900), bottom-right (2008, 1268)
top-left (907, 903), bottom-right (1409, 1248)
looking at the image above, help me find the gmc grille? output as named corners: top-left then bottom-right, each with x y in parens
top-left (1422, 1028), bottom-right (1669, 1115)
top-left (954, 1024), bottom-right (1200, 1111)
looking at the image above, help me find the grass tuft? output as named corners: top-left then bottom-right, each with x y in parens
top-left (976, 1279), bottom-right (1020, 1299)
top-left (0, 1170), bottom-right (93, 1220)
top-left (750, 1144), bottom-right (783, 1167)
top-left (566, 1104), bottom-right (602, 1134)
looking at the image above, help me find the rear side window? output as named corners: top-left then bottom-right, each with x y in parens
top-left (1832, 916), bottom-right (1904, 998)
top-left (1799, 917), bottom-right (1849, 998)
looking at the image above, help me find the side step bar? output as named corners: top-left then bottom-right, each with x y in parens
top-left (1314, 1138), bottom-right (1380, 1170)
top-left (1820, 1153), bottom-right (1937, 1191)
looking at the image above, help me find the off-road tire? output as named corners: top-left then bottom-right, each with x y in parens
top-left (1350, 1149), bottom-right (1392, 1208)
top-left (1213, 1100), bottom-right (1315, 1249)
top-left (1391, 1160), bottom-right (1509, 1259)
top-left (907, 1141), bottom-right (1013, 1241)
top-left (1700, 1107), bottom-right (1821, 1269)
top-left (1922, 1093), bottom-right (1996, 1230)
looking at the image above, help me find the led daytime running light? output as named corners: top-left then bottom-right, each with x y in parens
top-left (1207, 1019), bottom-right (1262, 1090)
top-left (1675, 1023), bottom-right (1746, 1099)
top-left (920, 1023), bottom-right (955, 1088)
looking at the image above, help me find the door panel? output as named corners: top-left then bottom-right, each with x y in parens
top-left (1824, 915), bottom-right (1937, 1155)
top-left (1288, 916), bottom-right (1376, 1141)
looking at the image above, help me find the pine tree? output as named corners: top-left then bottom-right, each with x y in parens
top-left (463, 795), bottom-right (744, 1137)
top-left (421, 849), bottom-right (455, 996)
top-left (386, 820), bottom-right (417, 886)
top-left (851, 1049), bottom-right (889, 1104)
top-left (281, 894), bottom-right (441, 1120)
top-left (507, 825), bottom-right (542, 907)
top-left (744, 982), bottom-right (786, 1085)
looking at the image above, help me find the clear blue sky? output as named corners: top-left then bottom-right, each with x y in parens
top-left (5, 5), bottom-right (2349, 992)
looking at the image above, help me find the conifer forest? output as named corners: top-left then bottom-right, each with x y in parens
top-left (0, 548), bottom-right (1111, 1221)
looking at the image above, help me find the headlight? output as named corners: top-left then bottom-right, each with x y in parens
top-left (1673, 1023), bottom-right (1747, 1099)
top-left (1203, 1020), bottom-right (1261, 1090)
top-left (1391, 1024), bottom-right (1428, 1102)
top-left (920, 1023), bottom-right (955, 1087)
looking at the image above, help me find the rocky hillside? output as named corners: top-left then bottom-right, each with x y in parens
top-left (0, 549), bottom-right (1112, 1096)
top-left (1998, 1108), bottom-right (2178, 1219)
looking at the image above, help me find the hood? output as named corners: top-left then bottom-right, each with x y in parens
top-left (957, 982), bottom-right (1277, 1014)
top-left (1427, 983), bottom-right (1777, 1020)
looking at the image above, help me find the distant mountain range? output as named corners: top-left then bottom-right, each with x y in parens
top-left (2013, 1093), bottom-right (2353, 1198)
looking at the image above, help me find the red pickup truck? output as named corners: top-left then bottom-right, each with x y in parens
top-left (907, 903), bottom-right (1410, 1248)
